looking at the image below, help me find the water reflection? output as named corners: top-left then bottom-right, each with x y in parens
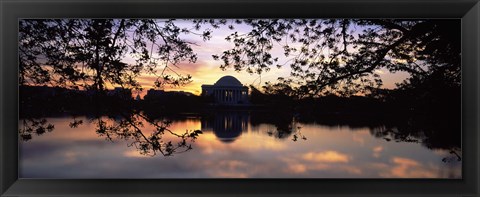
top-left (200, 110), bottom-right (307, 143)
top-left (201, 111), bottom-right (248, 143)
top-left (19, 110), bottom-right (461, 178)
top-left (19, 118), bottom-right (55, 141)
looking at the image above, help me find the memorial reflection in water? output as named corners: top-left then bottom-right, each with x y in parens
top-left (201, 111), bottom-right (249, 143)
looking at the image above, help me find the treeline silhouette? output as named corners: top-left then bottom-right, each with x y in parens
top-left (20, 85), bottom-right (136, 118)
top-left (21, 78), bottom-right (460, 127)
top-left (249, 73), bottom-right (460, 119)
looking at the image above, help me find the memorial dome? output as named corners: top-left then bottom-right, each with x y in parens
top-left (214, 76), bottom-right (243, 87)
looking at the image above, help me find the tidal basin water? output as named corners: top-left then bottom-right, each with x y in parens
top-left (19, 111), bottom-right (461, 178)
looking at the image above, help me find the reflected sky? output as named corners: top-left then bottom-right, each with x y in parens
top-left (19, 113), bottom-right (461, 178)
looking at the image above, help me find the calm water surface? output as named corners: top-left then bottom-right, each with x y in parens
top-left (19, 111), bottom-right (461, 178)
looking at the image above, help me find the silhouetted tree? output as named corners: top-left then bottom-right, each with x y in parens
top-left (19, 19), bottom-right (210, 155)
top-left (19, 19), bottom-right (212, 91)
top-left (211, 19), bottom-right (460, 97)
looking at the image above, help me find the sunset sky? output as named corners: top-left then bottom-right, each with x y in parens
top-left (122, 20), bottom-right (410, 97)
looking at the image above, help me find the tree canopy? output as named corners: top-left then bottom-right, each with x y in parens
top-left (211, 19), bottom-right (460, 97)
top-left (19, 19), bottom-right (460, 98)
top-left (19, 19), bottom-right (212, 91)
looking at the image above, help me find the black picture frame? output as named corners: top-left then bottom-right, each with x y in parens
top-left (1, 0), bottom-right (479, 196)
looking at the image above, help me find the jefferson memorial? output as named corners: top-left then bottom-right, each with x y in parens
top-left (201, 76), bottom-right (249, 105)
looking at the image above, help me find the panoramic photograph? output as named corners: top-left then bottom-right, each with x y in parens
top-left (19, 19), bottom-right (461, 178)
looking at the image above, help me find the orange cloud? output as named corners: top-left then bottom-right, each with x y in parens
top-left (287, 164), bottom-right (308, 174)
top-left (302, 151), bottom-right (351, 163)
top-left (372, 146), bottom-right (384, 158)
top-left (379, 157), bottom-right (438, 178)
top-left (213, 172), bottom-right (249, 178)
top-left (281, 155), bottom-right (361, 176)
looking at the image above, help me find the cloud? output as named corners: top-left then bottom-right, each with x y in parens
top-left (302, 151), bottom-right (351, 163)
top-left (287, 164), bottom-right (308, 174)
top-left (193, 132), bottom-right (287, 156)
top-left (393, 157), bottom-right (419, 166)
top-left (340, 166), bottom-right (363, 175)
top-left (212, 171), bottom-right (249, 178)
top-left (372, 146), bottom-right (383, 158)
top-left (203, 159), bottom-right (252, 178)
top-left (379, 157), bottom-right (438, 178)
top-left (281, 156), bottom-right (361, 176)
top-left (218, 160), bottom-right (248, 171)
top-left (352, 133), bottom-right (366, 146)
